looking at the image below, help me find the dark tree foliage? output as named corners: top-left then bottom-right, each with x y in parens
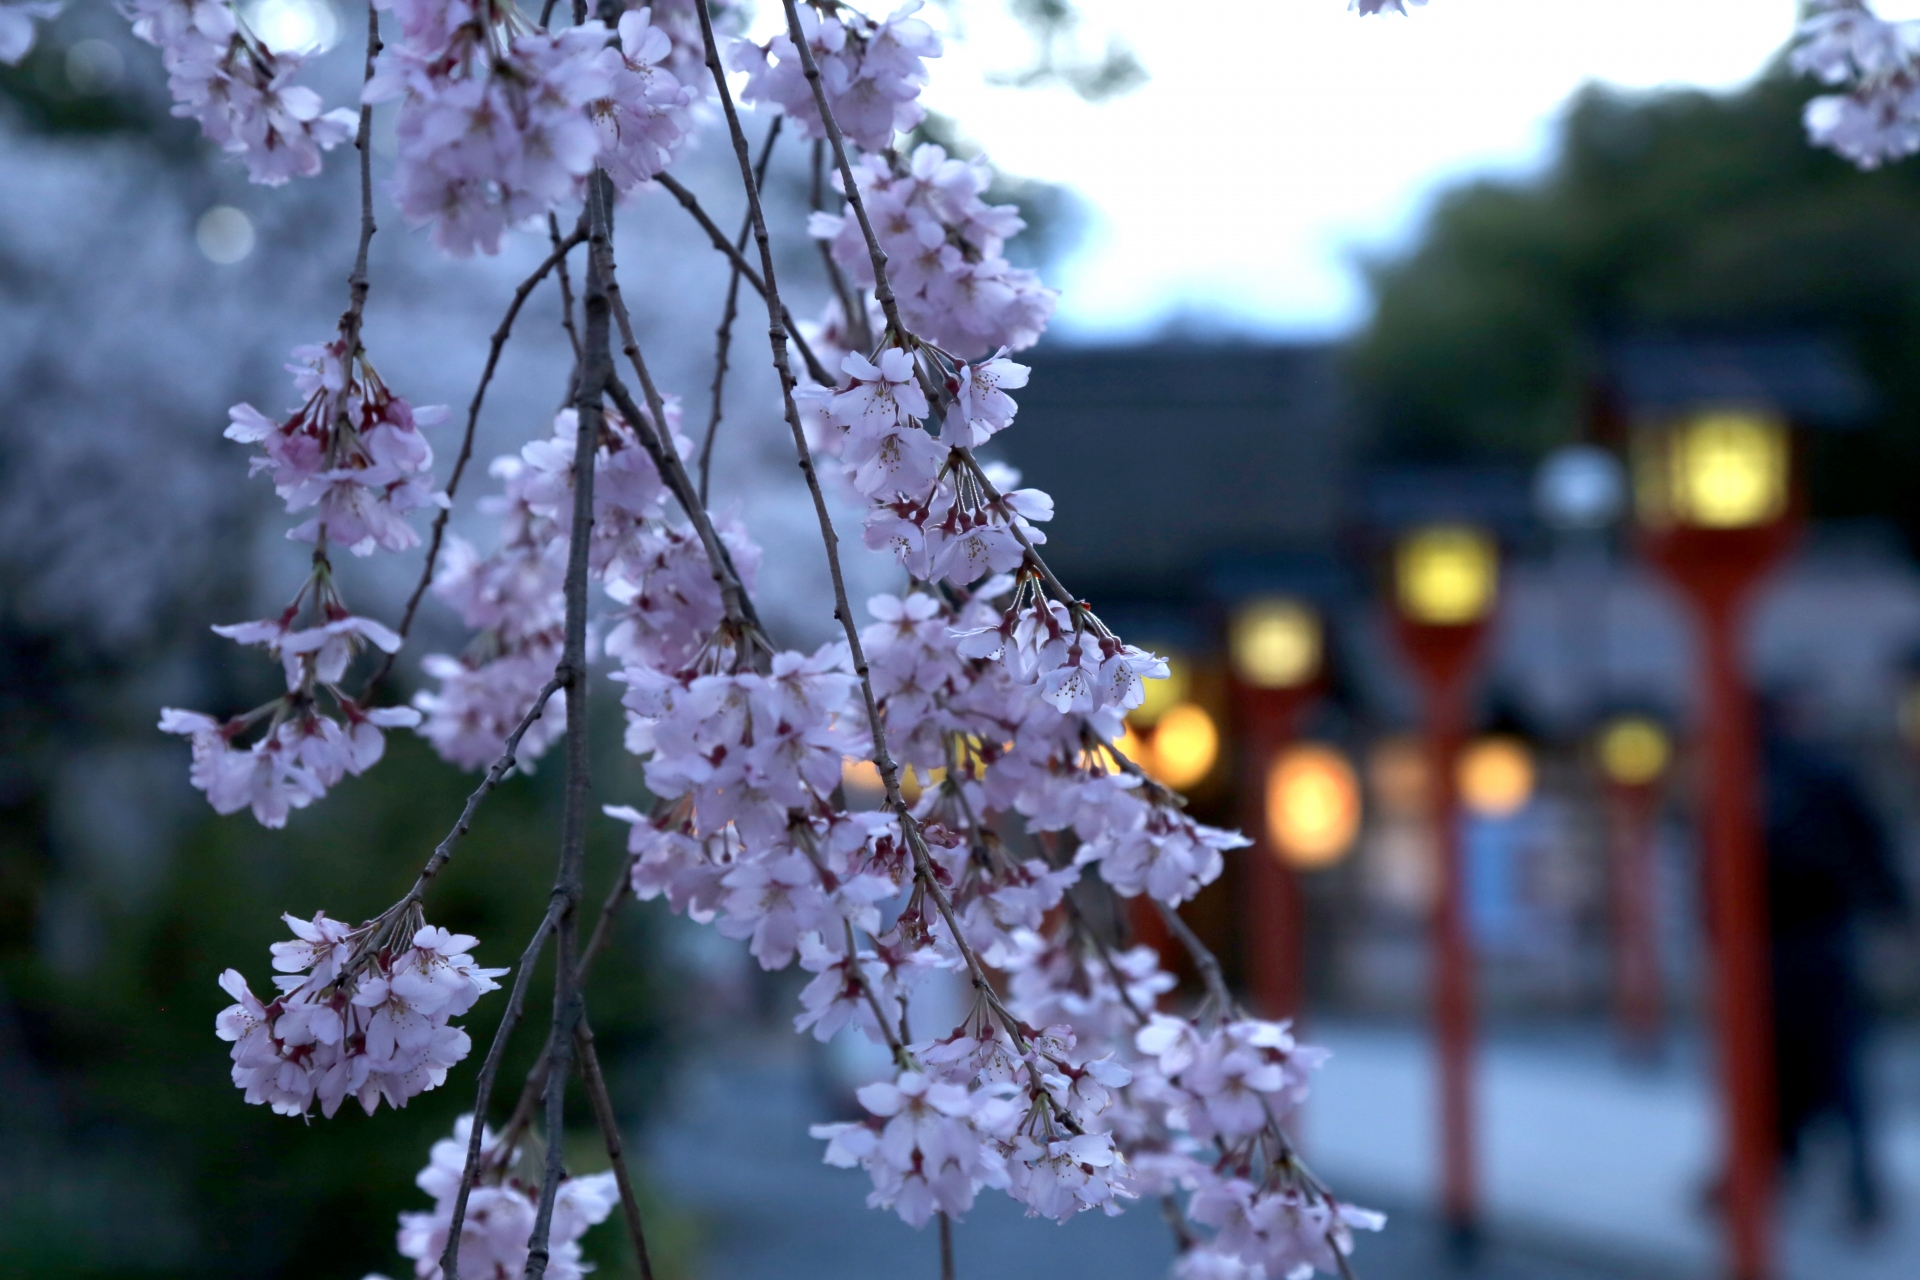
top-left (1350, 70), bottom-right (1920, 545)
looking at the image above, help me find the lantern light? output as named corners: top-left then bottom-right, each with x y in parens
top-left (1458, 735), bottom-right (1535, 818)
top-left (1535, 444), bottom-right (1627, 531)
top-left (1635, 410), bottom-right (1790, 530)
top-left (1597, 715), bottom-right (1671, 787)
top-left (1266, 743), bottom-right (1362, 869)
top-left (1131, 654), bottom-right (1191, 728)
top-left (1230, 597), bottom-right (1322, 689)
top-left (1395, 524), bottom-right (1498, 626)
top-left (1152, 702), bottom-right (1220, 790)
top-left (1368, 734), bottom-right (1430, 819)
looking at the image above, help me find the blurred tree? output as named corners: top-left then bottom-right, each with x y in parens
top-left (1350, 69), bottom-right (1920, 546)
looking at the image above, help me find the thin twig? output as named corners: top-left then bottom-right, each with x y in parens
top-left (550, 213), bottom-right (583, 364)
top-left (702, 117), bottom-right (783, 505)
top-left (1153, 897), bottom-right (1235, 1018)
top-left (362, 225), bottom-right (587, 699)
top-left (938, 1212), bottom-right (955, 1280)
top-left (497, 848), bottom-right (641, 1156)
top-left (653, 172), bottom-right (834, 387)
top-left (810, 137), bottom-right (869, 354)
top-left (778, 0), bottom-right (907, 343)
top-left (437, 896), bottom-right (566, 1280)
top-left (519, 165), bottom-right (614, 1280)
top-left (574, 1015), bottom-right (657, 1280)
top-left (397, 675), bottom-right (563, 906)
top-left (337, 3), bottom-right (380, 351)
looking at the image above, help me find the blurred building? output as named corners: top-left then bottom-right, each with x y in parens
top-left (1002, 338), bottom-right (1920, 1020)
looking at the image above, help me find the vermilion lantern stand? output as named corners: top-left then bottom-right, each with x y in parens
top-left (1388, 524), bottom-right (1499, 1255)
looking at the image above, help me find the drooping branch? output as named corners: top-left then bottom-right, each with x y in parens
top-left (702, 117), bottom-right (784, 505)
top-left (653, 171), bottom-right (834, 387)
top-left (519, 166), bottom-right (615, 1280)
top-left (574, 1014), bottom-right (657, 1280)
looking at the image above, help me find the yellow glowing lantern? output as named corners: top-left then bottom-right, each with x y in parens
top-left (1152, 702), bottom-right (1220, 790)
top-left (1596, 715), bottom-right (1671, 787)
top-left (1266, 744), bottom-right (1362, 869)
top-left (1132, 654), bottom-right (1191, 728)
top-left (1395, 525), bottom-right (1498, 626)
top-left (1635, 411), bottom-right (1790, 530)
top-left (1457, 736), bottom-right (1534, 818)
top-left (1229, 597), bottom-right (1322, 689)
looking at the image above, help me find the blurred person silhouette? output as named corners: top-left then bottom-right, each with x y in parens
top-left (1760, 685), bottom-right (1908, 1228)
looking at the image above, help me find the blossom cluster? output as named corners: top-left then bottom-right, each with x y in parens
top-left (370, 1116), bottom-right (617, 1280)
top-left (0, 0), bottom-right (61, 66)
top-left (215, 912), bottom-right (505, 1118)
top-left (733, 0), bottom-right (940, 153)
top-left (366, 1), bottom-right (694, 255)
top-left (150, 1), bottom-right (1385, 1273)
top-left (810, 145), bottom-right (1058, 357)
top-left (413, 396), bottom-right (707, 770)
top-left (127, 0), bottom-right (359, 184)
top-left (1793, 0), bottom-right (1920, 169)
top-left (162, 338), bottom-right (440, 827)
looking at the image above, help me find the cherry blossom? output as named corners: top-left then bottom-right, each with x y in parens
top-left (0, 0), bottom-right (60, 65)
top-left (215, 913), bottom-right (505, 1117)
top-left (733, 1), bottom-right (941, 153)
top-left (384, 1116), bottom-right (618, 1280)
top-left (126, 0), bottom-right (358, 185)
top-left (1793, 1), bottom-right (1920, 169)
top-left (810, 144), bottom-right (1057, 357)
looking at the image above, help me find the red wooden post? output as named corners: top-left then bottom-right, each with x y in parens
top-left (1646, 520), bottom-right (1793, 1280)
top-left (1392, 616), bottom-right (1489, 1250)
top-left (1605, 778), bottom-right (1665, 1053)
top-left (1239, 687), bottom-right (1311, 1020)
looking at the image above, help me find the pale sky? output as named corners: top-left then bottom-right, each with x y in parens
top-left (913, 0), bottom-right (1811, 341)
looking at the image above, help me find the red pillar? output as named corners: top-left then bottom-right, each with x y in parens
top-left (1647, 520), bottom-right (1792, 1280)
top-left (1392, 618), bottom-right (1488, 1248)
top-left (1240, 690), bottom-right (1310, 1021)
top-left (1606, 779), bottom-right (1665, 1053)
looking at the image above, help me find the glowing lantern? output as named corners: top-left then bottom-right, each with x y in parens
top-left (1634, 410), bottom-right (1789, 530)
top-left (1597, 716), bottom-right (1671, 787)
top-left (1457, 736), bottom-right (1534, 818)
top-left (1229, 598), bottom-right (1322, 689)
top-left (1152, 703), bottom-right (1219, 790)
top-left (1266, 744), bottom-right (1361, 869)
top-left (1394, 525), bottom-right (1498, 626)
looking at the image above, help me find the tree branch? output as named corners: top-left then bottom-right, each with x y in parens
top-left (574, 1014), bottom-right (657, 1280)
top-left (702, 117), bottom-right (783, 505)
top-left (519, 166), bottom-right (614, 1280)
top-left (653, 171), bottom-right (834, 387)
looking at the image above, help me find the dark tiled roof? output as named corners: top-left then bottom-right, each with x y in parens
top-left (996, 343), bottom-right (1352, 596)
top-left (1606, 335), bottom-right (1873, 426)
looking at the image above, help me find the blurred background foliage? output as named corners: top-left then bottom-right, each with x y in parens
top-left (1351, 68), bottom-right (1920, 551)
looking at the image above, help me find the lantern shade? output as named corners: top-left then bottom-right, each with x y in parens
top-left (1229, 598), bottom-right (1321, 689)
top-left (1149, 702), bottom-right (1220, 790)
top-left (1394, 525), bottom-right (1498, 625)
top-left (1458, 736), bottom-right (1534, 818)
top-left (1597, 715), bottom-right (1671, 787)
top-left (1634, 411), bottom-right (1790, 530)
top-left (1266, 744), bottom-right (1361, 868)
